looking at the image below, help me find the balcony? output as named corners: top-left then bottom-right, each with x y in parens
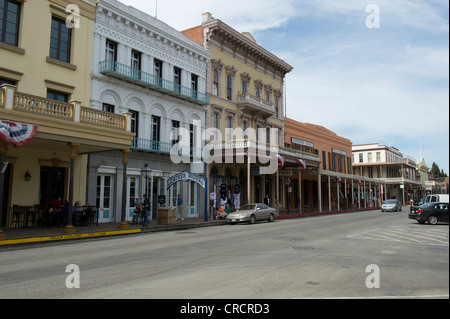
top-left (99, 60), bottom-right (209, 106)
top-left (1, 84), bottom-right (134, 152)
top-left (131, 137), bottom-right (202, 158)
top-left (237, 93), bottom-right (275, 118)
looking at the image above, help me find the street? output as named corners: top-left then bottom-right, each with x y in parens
top-left (1, 209), bottom-right (448, 301)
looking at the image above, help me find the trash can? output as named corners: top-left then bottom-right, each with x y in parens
top-left (157, 208), bottom-right (176, 225)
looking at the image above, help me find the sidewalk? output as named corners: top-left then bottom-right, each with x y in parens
top-left (0, 207), bottom-right (378, 247)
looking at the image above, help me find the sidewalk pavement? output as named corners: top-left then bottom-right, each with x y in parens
top-left (0, 207), bottom-right (378, 247)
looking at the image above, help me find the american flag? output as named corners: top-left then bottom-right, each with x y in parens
top-left (0, 120), bottom-right (38, 148)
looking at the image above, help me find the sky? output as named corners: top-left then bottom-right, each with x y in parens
top-left (118, 0), bottom-right (449, 175)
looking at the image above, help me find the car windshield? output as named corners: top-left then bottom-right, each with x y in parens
top-left (238, 204), bottom-right (256, 211)
top-left (384, 200), bottom-right (396, 204)
top-left (420, 202), bottom-right (435, 208)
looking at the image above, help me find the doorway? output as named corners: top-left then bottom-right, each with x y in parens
top-left (40, 166), bottom-right (66, 206)
top-left (96, 175), bottom-right (114, 223)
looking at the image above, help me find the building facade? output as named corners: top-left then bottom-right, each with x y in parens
top-left (183, 13), bottom-right (294, 215)
top-left (283, 117), bottom-right (383, 213)
top-left (352, 143), bottom-right (422, 204)
top-left (88, 0), bottom-right (210, 223)
top-left (0, 0), bottom-right (133, 232)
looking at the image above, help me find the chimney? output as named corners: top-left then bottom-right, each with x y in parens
top-left (202, 12), bottom-right (213, 23)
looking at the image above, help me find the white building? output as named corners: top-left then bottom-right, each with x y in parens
top-left (88, 0), bottom-right (210, 223)
top-left (352, 143), bottom-right (422, 204)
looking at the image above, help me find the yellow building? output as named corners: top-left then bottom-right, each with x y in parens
top-left (0, 0), bottom-right (133, 233)
top-left (183, 13), bottom-right (293, 214)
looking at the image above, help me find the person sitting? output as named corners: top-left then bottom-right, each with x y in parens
top-left (225, 203), bottom-right (231, 215)
top-left (215, 204), bottom-right (226, 219)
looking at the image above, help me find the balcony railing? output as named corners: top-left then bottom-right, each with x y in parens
top-left (99, 60), bottom-right (209, 105)
top-left (237, 93), bottom-right (275, 118)
top-left (131, 137), bottom-right (202, 158)
top-left (0, 84), bottom-right (130, 132)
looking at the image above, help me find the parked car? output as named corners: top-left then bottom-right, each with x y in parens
top-left (424, 194), bottom-right (449, 204)
top-left (409, 202), bottom-right (449, 225)
top-left (415, 198), bottom-right (425, 206)
top-left (381, 199), bottom-right (402, 212)
top-left (226, 203), bottom-right (277, 224)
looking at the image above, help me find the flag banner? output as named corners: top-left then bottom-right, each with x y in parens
top-left (0, 120), bottom-right (38, 148)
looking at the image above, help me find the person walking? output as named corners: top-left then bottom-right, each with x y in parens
top-left (177, 194), bottom-right (184, 221)
top-left (143, 194), bottom-right (150, 226)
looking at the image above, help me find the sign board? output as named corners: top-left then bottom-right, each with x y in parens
top-left (158, 195), bottom-right (166, 204)
top-left (167, 170), bottom-right (205, 190)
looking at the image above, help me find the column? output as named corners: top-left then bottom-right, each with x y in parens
top-left (63, 143), bottom-right (80, 234)
top-left (318, 172), bottom-right (322, 213)
top-left (118, 149), bottom-right (130, 229)
top-left (328, 175), bottom-right (331, 212)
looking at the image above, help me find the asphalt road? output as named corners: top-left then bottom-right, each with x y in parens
top-left (1, 209), bottom-right (448, 300)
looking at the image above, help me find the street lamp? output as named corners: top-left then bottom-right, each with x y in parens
top-left (141, 163), bottom-right (151, 226)
top-left (285, 177), bottom-right (291, 214)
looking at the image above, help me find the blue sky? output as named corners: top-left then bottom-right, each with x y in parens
top-left (119, 0), bottom-right (449, 175)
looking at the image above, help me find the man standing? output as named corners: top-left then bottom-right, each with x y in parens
top-left (143, 194), bottom-right (150, 226)
top-left (177, 194), bottom-right (184, 221)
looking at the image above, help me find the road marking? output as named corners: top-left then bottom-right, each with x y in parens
top-left (0, 229), bottom-right (142, 246)
top-left (347, 227), bottom-right (449, 247)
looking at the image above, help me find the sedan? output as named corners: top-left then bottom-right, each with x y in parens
top-left (226, 203), bottom-right (277, 224)
top-left (409, 202), bottom-right (449, 225)
top-left (381, 199), bottom-right (402, 212)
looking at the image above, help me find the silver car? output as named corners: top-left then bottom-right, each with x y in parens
top-left (226, 203), bottom-right (277, 224)
top-left (381, 199), bottom-right (402, 212)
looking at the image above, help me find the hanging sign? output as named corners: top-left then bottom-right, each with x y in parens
top-left (167, 170), bottom-right (205, 190)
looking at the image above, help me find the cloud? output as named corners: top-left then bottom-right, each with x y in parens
top-left (118, 0), bottom-right (298, 33)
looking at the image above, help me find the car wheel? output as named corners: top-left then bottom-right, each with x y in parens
top-left (268, 213), bottom-right (274, 222)
top-left (428, 215), bottom-right (439, 225)
top-left (249, 214), bottom-right (256, 224)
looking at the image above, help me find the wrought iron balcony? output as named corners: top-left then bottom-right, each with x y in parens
top-left (99, 60), bottom-right (209, 105)
top-left (131, 137), bottom-right (203, 158)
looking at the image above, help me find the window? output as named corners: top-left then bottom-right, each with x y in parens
top-left (241, 81), bottom-right (247, 94)
top-left (174, 67), bottom-right (181, 93)
top-left (171, 120), bottom-right (180, 146)
top-left (275, 97), bottom-right (280, 118)
top-left (130, 110), bottom-right (139, 137)
top-left (191, 74), bottom-right (198, 99)
top-left (102, 103), bottom-right (114, 113)
top-left (0, 77), bottom-right (15, 86)
top-left (255, 87), bottom-right (261, 98)
top-left (212, 69), bottom-right (219, 96)
top-left (0, 0), bottom-right (21, 47)
top-left (226, 75), bottom-right (232, 101)
top-left (106, 40), bottom-right (117, 62)
top-left (359, 153), bottom-right (364, 163)
top-left (368, 152), bottom-right (372, 163)
top-left (152, 116), bottom-right (160, 143)
top-left (154, 59), bottom-right (162, 86)
top-left (47, 90), bottom-right (68, 103)
top-left (226, 116), bottom-right (232, 141)
top-left (376, 152), bottom-right (381, 162)
top-left (212, 112), bottom-right (219, 141)
top-left (131, 50), bottom-right (141, 79)
top-left (322, 151), bottom-right (327, 170)
top-left (50, 17), bottom-right (72, 63)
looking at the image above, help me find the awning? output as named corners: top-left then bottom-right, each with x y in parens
top-left (0, 120), bottom-right (38, 148)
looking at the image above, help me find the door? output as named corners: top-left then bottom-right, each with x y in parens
top-left (96, 175), bottom-right (114, 223)
top-left (40, 166), bottom-right (66, 206)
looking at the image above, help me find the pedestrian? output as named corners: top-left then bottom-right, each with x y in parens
top-left (264, 194), bottom-right (270, 206)
top-left (143, 194), bottom-right (150, 226)
top-left (177, 194), bottom-right (184, 221)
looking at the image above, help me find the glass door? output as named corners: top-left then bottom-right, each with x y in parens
top-left (96, 175), bottom-right (114, 223)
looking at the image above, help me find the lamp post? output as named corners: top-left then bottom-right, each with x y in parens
top-left (285, 177), bottom-right (291, 214)
top-left (141, 163), bottom-right (151, 226)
